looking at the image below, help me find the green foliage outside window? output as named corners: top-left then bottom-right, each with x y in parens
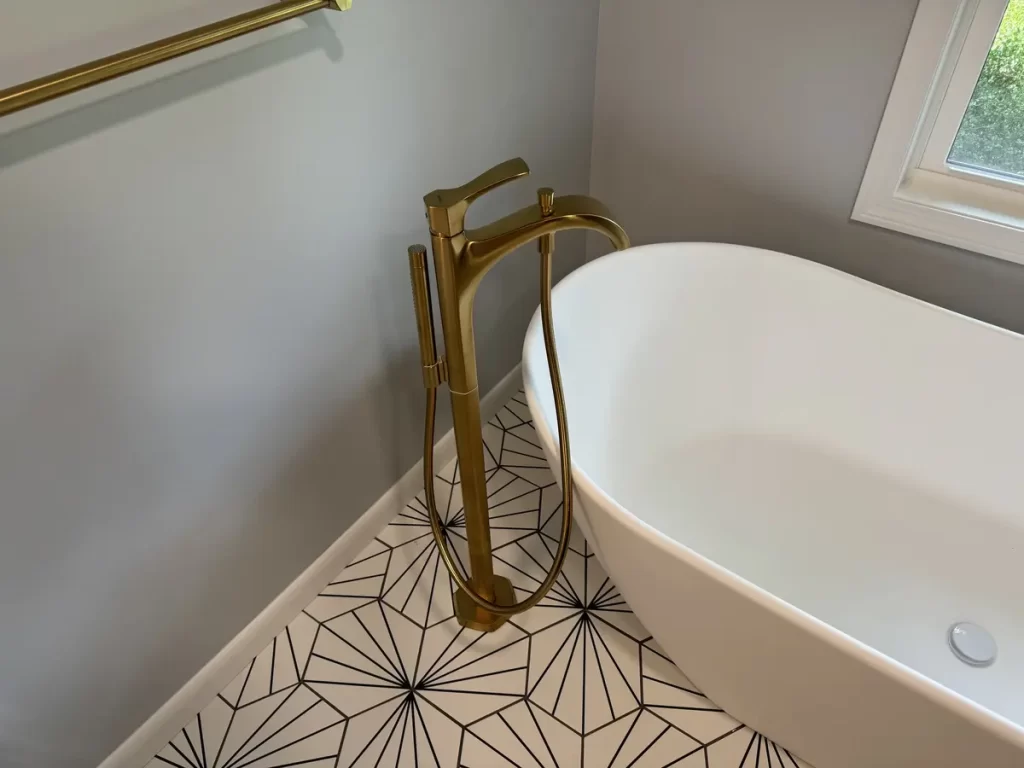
top-left (948, 0), bottom-right (1024, 177)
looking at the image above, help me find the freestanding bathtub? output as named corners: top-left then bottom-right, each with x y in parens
top-left (522, 243), bottom-right (1024, 768)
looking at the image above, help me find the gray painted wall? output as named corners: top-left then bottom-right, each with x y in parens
top-left (0, 2), bottom-right (599, 765)
top-left (591, 0), bottom-right (1024, 332)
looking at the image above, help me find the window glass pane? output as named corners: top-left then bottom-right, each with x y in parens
top-left (948, 0), bottom-right (1024, 178)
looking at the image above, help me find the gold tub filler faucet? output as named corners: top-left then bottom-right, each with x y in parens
top-left (408, 158), bottom-right (629, 632)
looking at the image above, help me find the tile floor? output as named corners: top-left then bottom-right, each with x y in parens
top-left (147, 391), bottom-right (811, 768)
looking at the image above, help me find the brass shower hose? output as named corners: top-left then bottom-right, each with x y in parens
top-left (422, 247), bottom-right (573, 617)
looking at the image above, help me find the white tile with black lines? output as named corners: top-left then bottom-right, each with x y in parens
top-left (147, 390), bottom-right (811, 768)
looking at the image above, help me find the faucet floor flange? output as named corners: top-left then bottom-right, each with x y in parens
top-left (453, 575), bottom-right (516, 632)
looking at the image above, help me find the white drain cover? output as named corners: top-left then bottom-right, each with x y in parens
top-left (948, 622), bottom-right (997, 667)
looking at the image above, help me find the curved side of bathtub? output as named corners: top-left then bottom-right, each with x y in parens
top-left (524, 379), bottom-right (1023, 768)
top-left (521, 243), bottom-right (1024, 768)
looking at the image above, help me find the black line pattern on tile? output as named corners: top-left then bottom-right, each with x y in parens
top-left (147, 392), bottom-right (812, 768)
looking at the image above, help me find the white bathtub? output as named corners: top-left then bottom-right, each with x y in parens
top-left (522, 243), bottom-right (1024, 768)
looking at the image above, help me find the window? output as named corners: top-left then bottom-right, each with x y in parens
top-left (854, 0), bottom-right (1024, 264)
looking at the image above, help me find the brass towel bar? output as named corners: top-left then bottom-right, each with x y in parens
top-left (0, 0), bottom-right (351, 118)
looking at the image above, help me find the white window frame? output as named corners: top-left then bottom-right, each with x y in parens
top-left (854, 0), bottom-right (1024, 265)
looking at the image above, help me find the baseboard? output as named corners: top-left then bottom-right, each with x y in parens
top-left (98, 364), bottom-right (523, 768)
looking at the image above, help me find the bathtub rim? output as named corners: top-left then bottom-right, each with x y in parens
top-left (521, 241), bottom-right (1024, 753)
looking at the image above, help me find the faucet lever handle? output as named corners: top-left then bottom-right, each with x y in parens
top-left (424, 157), bottom-right (530, 237)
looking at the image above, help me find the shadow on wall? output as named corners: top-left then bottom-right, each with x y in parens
top-left (0, 13), bottom-right (343, 169)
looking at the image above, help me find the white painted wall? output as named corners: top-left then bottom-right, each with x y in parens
top-left (590, 0), bottom-right (1024, 332)
top-left (0, 2), bottom-right (600, 765)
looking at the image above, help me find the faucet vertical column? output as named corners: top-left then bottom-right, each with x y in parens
top-left (429, 233), bottom-right (515, 631)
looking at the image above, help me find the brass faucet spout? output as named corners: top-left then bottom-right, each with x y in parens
top-left (468, 193), bottom-right (628, 249)
top-left (463, 194), bottom-right (629, 286)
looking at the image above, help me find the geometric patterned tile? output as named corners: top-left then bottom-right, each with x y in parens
top-left (146, 390), bottom-right (814, 768)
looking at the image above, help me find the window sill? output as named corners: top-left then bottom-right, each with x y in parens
top-left (853, 168), bottom-right (1024, 265)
